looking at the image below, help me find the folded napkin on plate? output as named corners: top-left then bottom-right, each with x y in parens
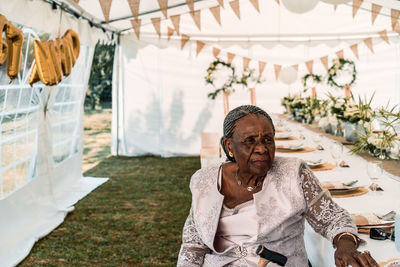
top-left (351, 213), bottom-right (394, 228)
top-left (321, 181), bottom-right (347, 190)
top-left (351, 214), bottom-right (382, 226)
top-left (321, 180), bottom-right (358, 190)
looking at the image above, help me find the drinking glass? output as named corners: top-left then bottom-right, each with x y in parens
top-left (330, 142), bottom-right (343, 167)
top-left (312, 134), bottom-right (322, 149)
top-left (367, 161), bottom-right (383, 192)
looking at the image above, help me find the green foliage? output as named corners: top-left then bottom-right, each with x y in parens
top-left (86, 42), bottom-right (115, 109)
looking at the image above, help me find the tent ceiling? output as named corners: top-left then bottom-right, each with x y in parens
top-left (51, 0), bottom-right (400, 46)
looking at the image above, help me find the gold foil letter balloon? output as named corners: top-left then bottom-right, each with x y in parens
top-left (5, 22), bottom-right (24, 81)
top-left (0, 15), bottom-right (8, 65)
top-left (32, 40), bottom-right (58, 86)
top-left (28, 29), bottom-right (80, 86)
top-left (64, 29), bottom-right (80, 59)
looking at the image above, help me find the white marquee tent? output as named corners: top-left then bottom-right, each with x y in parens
top-left (1, 0), bottom-right (400, 266)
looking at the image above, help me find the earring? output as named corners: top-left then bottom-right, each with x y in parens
top-left (229, 151), bottom-right (234, 158)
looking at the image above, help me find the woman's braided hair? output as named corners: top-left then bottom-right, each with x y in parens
top-left (221, 105), bottom-right (275, 162)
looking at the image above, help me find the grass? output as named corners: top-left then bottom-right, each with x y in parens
top-left (19, 107), bottom-right (201, 266)
top-left (20, 156), bottom-right (199, 266)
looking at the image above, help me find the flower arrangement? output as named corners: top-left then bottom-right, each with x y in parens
top-left (351, 105), bottom-right (400, 159)
top-left (327, 58), bottom-right (357, 90)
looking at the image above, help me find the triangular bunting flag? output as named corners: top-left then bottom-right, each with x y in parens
top-left (210, 6), bottom-right (221, 25)
top-left (151, 17), bottom-right (161, 37)
top-left (363, 37), bottom-right (374, 53)
top-left (394, 21), bottom-right (400, 34)
top-left (127, 0), bottom-right (140, 19)
top-left (275, 0), bottom-right (280, 5)
top-left (334, 5), bottom-right (337, 11)
top-left (274, 64), bottom-right (281, 80)
top-left (213, 47), bottom-right (221, 58)
top-left (391, 9), bottom-right (400, 30)
top-left (291, 64), bottom-right (298, 72)
top-left (305, 60), bottom-right (313, 74)
top-left (350, 44), bottom-right (359, 59)
top-left (336, 50), bottom-right (344, 59)
top-left (157, 0), bottom-right (168, 18)
top-left (170, 15), bottom-right (181, 35)
top-left (227, 52), bottom-right (235, 64)
top-left (378, 29), bottom-right (390, 44)
top-left (196, 41), bottom-right (205, 56)
top-left (371, 4), bottom-right (382, 24)
top-left (229, 0), bottom-right (240, 20)
top-left (352, 0), bottom-right (363, 18)
top-left (243, 57), bottom-right (250, 70)
top-left (99, 0), bottom-right (113, 23)
top-left (130, 19), bottom-right (141, 39)
top-left (186, 0), bottom-right (194, 12)
top-left (249, 0), bottom-right (260, 13)
top-left (167, 27), bottom-right (175, 40)
top-left (181, 34), bottom-right (190, 49)
top-left (217, 0), bottom-right (224, 8)
top-left (190, 10), bottom-right (201, 31)
top-left (320, 56), bottom-right (329, 71)
top-left (259, 61), bottom-right (266, 76)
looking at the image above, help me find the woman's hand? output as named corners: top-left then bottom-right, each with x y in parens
top-left (334, 236), bottom-right (379, 267)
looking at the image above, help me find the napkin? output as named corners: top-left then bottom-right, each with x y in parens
top-left (351, 213), bottom-right (394, 228)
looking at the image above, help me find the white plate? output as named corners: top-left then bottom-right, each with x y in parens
top-left (306, 160), bottom-right (324, 168)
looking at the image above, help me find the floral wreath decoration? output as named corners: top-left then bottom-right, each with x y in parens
top-left (302, 73), bottom-right (323, 91)
top-left (205, 58), bottom-right (260, 99)
top-left (327, 58), bottom-right (357, 90)
top-left (205, 58), bottom-right (236, 99)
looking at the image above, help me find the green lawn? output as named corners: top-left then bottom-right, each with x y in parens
top-left (20, 156), bottom-right (200, 266)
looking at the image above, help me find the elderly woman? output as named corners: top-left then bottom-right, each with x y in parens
top-left (178, 105), bottom-right (378, 267)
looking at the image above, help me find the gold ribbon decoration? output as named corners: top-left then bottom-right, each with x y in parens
top-left (29, 29), bottom-right (81, 86)
top-left (5, 22), bottom-right (24, 81)
top-left (0, 15), bottom-right (8, 66)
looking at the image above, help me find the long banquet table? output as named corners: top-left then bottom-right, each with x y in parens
top-left (274, 116), bottom-right (400, 266)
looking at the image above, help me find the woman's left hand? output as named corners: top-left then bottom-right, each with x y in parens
top-left (334, 238), bottom-right (379, 267)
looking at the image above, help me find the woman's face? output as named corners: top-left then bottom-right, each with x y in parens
top-left (226, 114), bottom-right (275, 177)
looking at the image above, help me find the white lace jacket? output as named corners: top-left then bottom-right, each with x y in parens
top-left (177, 157), bottom-right (357, 267)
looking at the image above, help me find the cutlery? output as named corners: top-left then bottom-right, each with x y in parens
top-left (376, 210), bottom-right (396, 221)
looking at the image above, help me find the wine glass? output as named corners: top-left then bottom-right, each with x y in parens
top-left (297, 125), bottom-right (305, 140)
top-left (312, 134), bottom-right (322, 150)
top-left (330, 142), bottom-right (343, 167)
top-left (367, 161), bottom-right (383, 192)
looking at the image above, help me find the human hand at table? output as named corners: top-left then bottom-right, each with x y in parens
top-left (334, 234), bottom-right (379, 267)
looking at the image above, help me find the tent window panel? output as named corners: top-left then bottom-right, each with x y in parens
top-left (1, 119), bottom-right (15, 141)
top-left (1, 167), bottom-right (16, 198)
top-left (18, 88), bottom-right (33, 109)
top-left (15, 162), bottom-right (27, 188)
top-left (0, 89), bottom-right (6, 112)
top-left (5, 88), bottom-right (21, 112)
top-left (53, 141), bottom-right (71, 164)
top-left (1, 141), bottom-right (15, 168)
top-left (54, 87), bottom-right (66, 103)
top-left (26, 132), bottom-right (37, 157)
top-left (15, 136), bottom-right (27, 161)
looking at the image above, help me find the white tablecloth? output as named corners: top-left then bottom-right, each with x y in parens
top-left (274, 118), bottom-right (400, 265)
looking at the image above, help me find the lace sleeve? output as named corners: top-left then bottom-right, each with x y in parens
top-left (300, 162), bottom-right (357, 243)
top-left (177, 207), bottom-right (211, 267)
